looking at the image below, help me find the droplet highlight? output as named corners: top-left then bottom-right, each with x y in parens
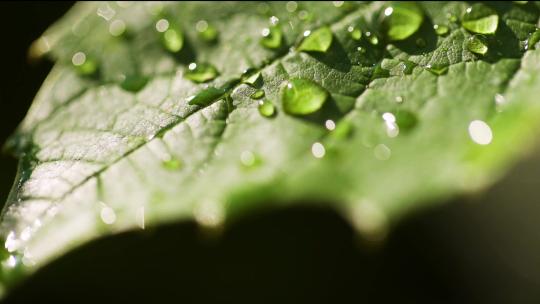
top-left (468, 120), bottom-right (493, 145)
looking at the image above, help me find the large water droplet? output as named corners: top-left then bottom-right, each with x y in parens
top-left (462, 4), bottom-right (499, 35)
top-left (466, 35), bottom-right (488, 55)
top-left (187, 87), bottom-right (226, 106)
top-left (395, 110), bottom-right (418, 131)
top-left (160, 22), bottom-right (184, 53)
top-left (297, 26), bottom-right (333, 52)
top-left (120, 74), bottom-right (148, 92)
top-left (260, 26), bottom-right (283, 49)
top-left (258, 99), bottom-right (276, 117)
top-left (281, 78), bottom-right (328, 115)
top-left (383, 2), bottom-right (424, 41)
top-left (433, 24), bottom-right (449, 36)
top-left (250, 89), bottom-right (265, 99)
top-left (347, 26), bottom-right (362, 40)
top-left (72, 52), bottom-right (98, 76)
top-left (184, 62), bottom-right (219, 83)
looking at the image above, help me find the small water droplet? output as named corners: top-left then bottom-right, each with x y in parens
top-left (250, 89), bottom-right (265, 99)
top-left (188, 87), bottom-right (226, 106)
top-left (109, 19), bottom-right (126, 37)
top-left (374, 144), bottom-right (391, 160)
top-left (425, 63), bottom-right (449, 75)
top-left (242, 70), bottom-right (261, 86)
top-left (494, 93), bottom-right (506, 112)
top-left (311, 142), bottom-right (326, 158)
top-left (120, 74), bottom-right (148, 92)
top-left (365, 31), bottom-right (379, 45)
top-left (3, 255), bottom-right (17, 269)
top-left (395, 110), bottom-right (418, 131)
top-left (357, 46), bottom-right (366, 54)
top-left (260, 26), bottom-right (283, 49)
top-left (196, 20), bottom-right (218, 43)
top-left (185, 63), bottom-right (219, 83)
top-left (433, 24), bottom-right (449, 36)
top-left (446, 13), bottom-right (457, 23)
top-left (240, 150), bottom-right (262, 168)
top-left (468, 120), bottom-right (493, 145)
top-left (286, 1), bottom-right (298, 12)
top-left (466, 35), bottom-right (489, 55)
top-left (298, 10), bottom-right (311, 21)
top-left (100, 205), bottom-right (117, 225)
top-left (395, 95), bottom-right (403, 103)
top-left (347, 26), bottom-right (362, 40)
top-left (160, 21), bottom-right (184, 53)
top-left (72, 51), bottom-right (98, 76)
top-left (4, 231), bottom-right (18, 253)
top-left (297, 26), bottom-right (333, 52)
top-left (400, 60), bottom-right (417, 75)
top-left (462, 4), bottom-right (499, 35)
top-left (371, 63), bottom-right (389, 80)
top-left (162, 157), bottom-right (182, 170)
top-left (383, 2), bottom-right (424, 41)
top-left (281, 78), bottom-right (328, 115)
top-left (258, 99), bottom-right (276, 117)
top-left (325, 119), bottom-right (336, 131)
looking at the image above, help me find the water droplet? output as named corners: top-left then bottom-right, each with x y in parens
top-left (528, 28), bottom-right (540, 50)
top-left (196, 20), bottom-right (218, 43)
top-left (258, 99), bottom-right (276, 117)
top-left (72, 52), bottom-right (98, 76)
top-left (298, 10), bottom-right (311, 21)
top-left (395, 110), bottom-right (418, 131)
top-left (311, 142), bottom-right (326, 158)
top-left (155, 19), bottom-right (169, 32)
top-left (466, 35), bottom-right (488, 55)
top-left (415, 38), bottom-right (426, 48)
top-left (286, 1), bottom-right (298, 12)
top-left (325, 119), bottom-right (336, 131)
top-left (400, 60), bottom-right (416, 75)
top-left (260, 26), bottom-right (283, 49)
top-left (425, 64), bottom-right (449, 75)
top-left (269, 16), bottom-right (279, 25)
top-left (446, 13), bottom-right (458, 23)
top-left (383, 112), bottom-right (399, 138)
top-left (242, 70), bottom-right (261, 86)
top-left (100, 205), bottom-right (117, 225)
top-left (494, 93), bottom-right (506, 112)
top-left (4, 231), bottom-right (18, 253)
top-left (250, 89), bottom-right (265, 99)
top-left (159, 21), bottom-right (183, 53)
top-left (109, 19), bottom-right (126, 37)
top-left (297, 26), bottom-right (333, 52)
top-left (240, 150), bottom-right (261, 168)
top-left (357, 46), bottom-right (366, 54)
top-left (162, 157), bottom-right (182, 170)
top-left (185, 63), bottom-right (219, 83)
top-left (383, 2), bottom-right (424, 41)
top-left (347, 26), bottom-right (362, 40)
top-left (281, 78), bottom-right (328, 115)
top-left (433, 24), bottom-right (449, 36)
top-left (374, 144), bottom-right (391, 160)
top-left (395, 95), bottom-right (403, 103)
top-left (187, 87), bottom-right (226, 106)
top-left (3, 255), bottom-right (17, 269)
top-left (462, 4), bottom-right (499, 35)
top-left (468, 120), bottom-right (493, 145)
top-left (365, 31), bottom-right (379, 45)
top-left (371, 63), bottom-right (389, 80)
top-left (120, 75), bottom-right (148, 92)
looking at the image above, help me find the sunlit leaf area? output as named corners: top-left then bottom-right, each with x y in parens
top-left (1, 1), bottom-right (540, 302)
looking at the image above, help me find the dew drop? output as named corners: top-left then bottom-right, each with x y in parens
top-left (187, 87), bottom-right (226, 106)
top-left (357, 46), bottom-right (366, 54)
top-left (383, 2), bottom-right (424, 41)
top-left (258, 99), bottom-right (276, 117)
top-left (196, 20), bottom-right (218, 43)
top-left (240, 150), bottom-right (261, 168)
top-left (161, 23), bottom-right (184, 53)
top-left (433, 24), bottom-right (449, 36)
top-left (395, 110), bottom-right (418, 131)
top-left (425, 63), bottom-right (449, 75)
top-left (446, 13), bottom-right (458, 23)
top-left (365, 31), bottom-right (379, 45)
top-left (466, 35), bottom-right (489, 55)
top-left (162, 157), bottom-right (182, 170)
top-left (298, 10), bottom-right (311, 21)
top-left (311, 142), bottom-right (326, 158)
top-left (109, 19), bottom-right (126, 37)
top-left (281, 78), bottom-right (328, 115)
top-left (462, 4), bottom-right (499, 35)
top-left (297, 26), bottom-right (333, 52)
top-left (184, 63), bottom-right (219, 83)
top-left (468, 120), bottom-right (493, 145)
top-left (347, 26), bottom-right (362, 40)
top-left (155, 19), bottom-right (169, 32)
top-left (250, 89), bottom-right (265, 100)
top-left (72, 52), bottom-right (98, 76)
top-left (325, 119), bottom-right (336, 131)
top-left (3, 255), bottom-right (17, 269)
top-left (260, 26), bottom-right (283, 49)
top-left (100, 206), bottom-right (117, 225)
top-left (395, 95), bottom-right (403, 103)
top-left (120, 74), bottom-right (148, 92)
top-left (374, 144), bottom-right (391, 160)
top-left (242, 70), bottom-right (261, 86)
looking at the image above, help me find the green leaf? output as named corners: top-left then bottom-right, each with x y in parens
top-left (2, 1), bottom-right (540, 298)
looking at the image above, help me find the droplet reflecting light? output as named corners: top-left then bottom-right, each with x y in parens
top-left (100, 206), bottom-right (117, 225)
top-left (325, 119), bottom-right (336, 131)
top-left (468, 120), bottom-right (493, 145)
top-left (311, 142), bottom-right (326, 158)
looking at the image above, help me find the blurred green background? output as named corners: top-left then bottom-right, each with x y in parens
top-left (1, 2), bottom-right (540, 303)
